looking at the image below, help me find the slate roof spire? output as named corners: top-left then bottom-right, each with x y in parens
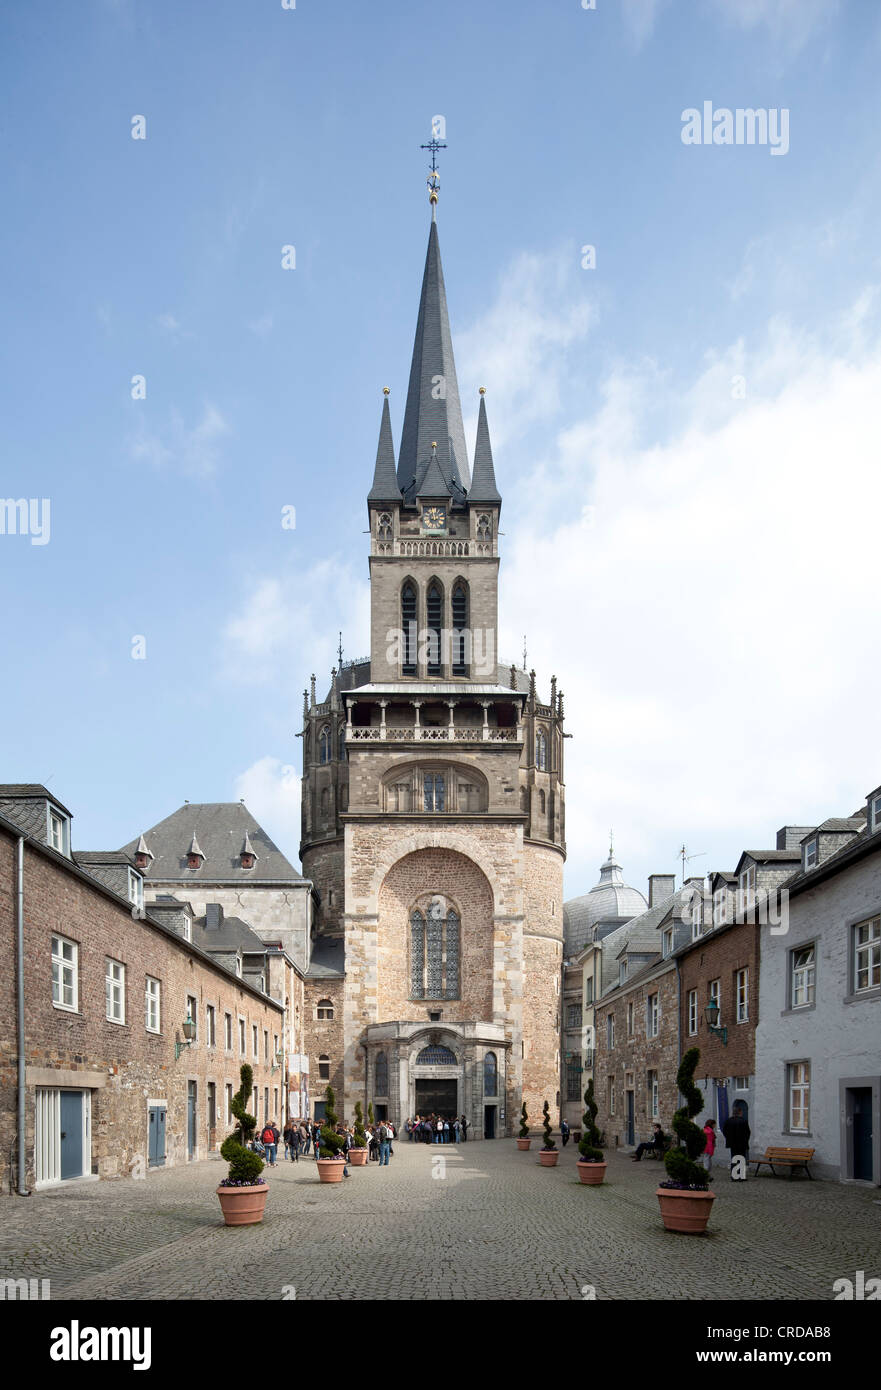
top-left (367, 388), bottom-right (401, 502)
top-left (398, 216), bottom-right (471, 503)
top-left (469, 388), bottom-right (501, 505)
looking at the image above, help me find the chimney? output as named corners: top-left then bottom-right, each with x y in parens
top-left (648, 874), bottom-right (676, 908)
top-left (205, 903), bottom-right (224, 930)
top-left (776, 826), bottom-right (816, 850)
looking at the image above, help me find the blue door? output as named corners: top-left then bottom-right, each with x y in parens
top-left (60, 1090), bottom-right (83, 1180)
top-left (187, 1082), bottom-right (197, 1159)
top-left (148, 1106), bottom-right (167, 1167)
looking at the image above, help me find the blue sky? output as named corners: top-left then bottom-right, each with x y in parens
top-left (2, 0), bottom-right (881, 898)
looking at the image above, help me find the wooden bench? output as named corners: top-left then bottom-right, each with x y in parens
top-left (752, 1146), bottom-right (815, 1179)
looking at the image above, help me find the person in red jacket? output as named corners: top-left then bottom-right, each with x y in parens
top-left (701, 1119), bottom-right (717, 1173)
top-left (261, 1122), bottom-right (280, 1167)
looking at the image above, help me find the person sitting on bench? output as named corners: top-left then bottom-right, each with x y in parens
top-left (632, 1123), bottom-right (665, 1160)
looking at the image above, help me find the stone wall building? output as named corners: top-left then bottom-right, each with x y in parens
top-left (0, 785), bottom-right (284, 1193)
top-left (297, 188), bottom-right (566, 1137)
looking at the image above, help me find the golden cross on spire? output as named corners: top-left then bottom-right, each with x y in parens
top-left (420, 123), bottom-right (447, 207)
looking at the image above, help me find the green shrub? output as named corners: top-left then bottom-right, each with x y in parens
top-left (663, 1047), bottom-right (709, 1190)
top-left (319, 1085), bottom-right (345, 1159)
top-left (541, 1100), bottom-right (556, 1151)
top-left (578, 1080), bottom-right (604, 1163)
top-left (353, 1100), bottom-right (367, 1148)
top-left (519, 1102), bottom-right (529, 1138)
top-left (219, 1063), bottom-right (265, 1185)
top-left (368, 1102), bottom-right (375, 1126)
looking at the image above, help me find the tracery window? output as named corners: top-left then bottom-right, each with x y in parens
top-left (319, 725), bottom-right (331, 764)
top-left (416, 1045), bottom-right (457, 1065)
top-left (426, 581), bottom-right (443, 676)
top-left (402, 582), bottom-right (417, 676)
top-left (484, 1051), bottom-right (498, 1097)
top-left (423, 773), bottom-right (445, 812)
top-left (535, 729), bottom-right (548, 771)
top-left (375, 1051), bottom-right (389, 1096)
top-left (451, 581), bottom-right (468, 676)
top-left (377, 512), bottom-right (392, 541)
top-left (410, 899), bottom-right (461, 999)
top-left (476, 513), bottom-right (491, 539)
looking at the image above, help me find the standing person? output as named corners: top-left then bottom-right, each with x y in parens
top-left (290, 1123), bottom-right (301, 1162)
top-left (560, 1118), bottom-right (570, 1147)
top-left (283, 1121), bottom-right (295, 1161)
top-left (436, 1117), bottom-right (444, 1144)
top-left (300, 1121), bottom-right (310, 1156)
top-left (443, 1118), bottom-right (450, 1144)
top-left (721, 1103), bottom-right (751, 1179)
top-left (460, 1115), bottom-right (468, 1143)
top-left (262, 1121), bottom-right (280, 1167)
top-left (312, 1121), bottom-right (321, 1158)
top-left (379, 1121), bottom-right (391, 1166)
top-left (701, 1118), bottom-right (717, 1173)
top-left (453, 1118), bottom-right (461, 1144)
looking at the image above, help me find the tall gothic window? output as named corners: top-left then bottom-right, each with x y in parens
top-left (423, 773), bottom-right (445, 811)
top-left (375, 1051), bottom-right (389, 1097)
top-left (484, 1051), bottom-right (498, 1097)
top-left (426, 581), bottom-right (442, 676)
top-left (402, 582), bottom-right (417, 675)
top-left (535, 728), bottom-right (548, 771)
top-left (539, 788), bottom-right (546, 814)
top-left (377, 512), bottom-right (392, 541)
top-left (319, 725), bottom-right (331, 764)
top-left (451, 582), bottom-right (468, 676)
top-left (410, 901), bottom-right (461, 999)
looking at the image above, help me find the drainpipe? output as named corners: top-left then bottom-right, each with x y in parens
top-left (16, 836), bottom-right (30, 1195)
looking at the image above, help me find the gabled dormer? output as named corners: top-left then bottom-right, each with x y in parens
top-left (799, 817), bottom-right (865, 872)
top-left (866, 785), bottom-right (881, 835)
top-left (186, 832), bottom-right (205, 871)
top-left (0, 785), bottom-right (73, 858)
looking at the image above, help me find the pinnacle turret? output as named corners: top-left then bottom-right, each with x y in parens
top-left (368, 390), bottom-right (401, 502)
top-left (469, 390), bottom-right (501, 505)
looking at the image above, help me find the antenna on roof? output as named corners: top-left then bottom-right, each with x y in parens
top-left (338, 631), bottom-right (344, 669)
top-left (522, 636), bottom-right (527, 671)
top-left (677, 843), bottom-right (706, 887)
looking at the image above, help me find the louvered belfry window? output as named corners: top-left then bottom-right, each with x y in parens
top-left (402, 582), bottom-right (417, 675)
top-left (451, 582), bottom-right (468, 676)
top-left (426, 582), bottom-right (442, 675)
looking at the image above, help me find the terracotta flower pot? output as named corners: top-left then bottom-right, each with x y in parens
top-left (317, 1157), bottom-right (347, 1183)
top-left (216, 1184), bottom-right (268, 1226)
top-left (347, 1148), bottom-right (369, 1166)
top-left (576, 1160), bottom-right (607, 1185)
top-left (539, 1149), bottom-right (559, 1167)
top-left (516, 1137), bottom-right (531, 1150)
top-left (656, 1186), bottom-right (716, 1234)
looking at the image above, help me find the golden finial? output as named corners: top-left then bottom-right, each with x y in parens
top-left (383, 387), bottom-right (390, 395)
top-left (431, 441), bottom-right (437, 449)
top-left (479, 386), bottom-right (486, 395)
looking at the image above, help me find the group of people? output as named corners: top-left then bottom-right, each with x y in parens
top-left (405, 1114), bottom-right (468, 1143)
top-left (249, 1119), bottom-right (400, 1173)
top-left (631, 1101), bottom-right (751, 1179)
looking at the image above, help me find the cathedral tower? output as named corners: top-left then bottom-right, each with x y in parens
top-left (300, 182), bottom-right (565, 1135)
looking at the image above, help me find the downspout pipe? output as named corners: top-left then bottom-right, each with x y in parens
top-left (16, 835), bottom-right (30, 1195)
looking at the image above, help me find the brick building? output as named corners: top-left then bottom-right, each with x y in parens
top-left (297, 186), bottom-right (566, 1137)
top-left (1, 785), bottom-right (284, 1193)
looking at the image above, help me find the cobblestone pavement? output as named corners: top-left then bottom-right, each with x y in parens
top-left (1, 1141), bottom-right (878, 1300)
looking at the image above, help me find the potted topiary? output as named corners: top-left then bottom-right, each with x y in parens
top-left (516, 1101), bottom-right (531, 1150)
top-left (576, 1080), bottom-right (607, 1185)
top-left (217, 1063), bottom-right (268, 1225)
top-left (316, 1084), bottom-right (347, 1183)
top-left (539, 1100), bottom-right (559, 1166)
top-left (656, 1047), bottom-right (716, 1234)
top-left (348, 1100), bottom-right (369, 1166)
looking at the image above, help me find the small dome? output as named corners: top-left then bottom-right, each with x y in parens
top-left (564, 849), bottom-right (647, 955)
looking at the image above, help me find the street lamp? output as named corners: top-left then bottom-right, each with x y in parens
top-left (175, 1014), bottom-right (197, 1060)
top-left (271, 1049), bottom-right (284, 1074)
top-left (704, 1000), bottom-right (728, 1046)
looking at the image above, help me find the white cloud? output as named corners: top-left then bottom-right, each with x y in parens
top-left (248, 312), bottom-right (274, 337)
top-left (130, 403), bottom-right (230, 478)
top-left (233, 757), bottom-right (301, 862)
top-left (620, 0), bottom-right (668, 47)
top-left (460, 254), bottom-right (881, 896)
top-left (706, 0), bottom-right (839, 53)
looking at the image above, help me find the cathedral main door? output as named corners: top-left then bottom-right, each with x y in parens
top-left (415, 1078), bottom-right (458, 1116)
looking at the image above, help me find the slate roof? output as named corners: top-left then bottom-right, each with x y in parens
top-left (398, 219), bottom-right (471, 503)
top-left (806, 817), bottom-right (865, 836)
top-left (120, 803), bottom-right (304, 883)
top-left (469, 393), bottom-right (501, 504)
top-left (194, 905), bottom-right (267, 955)
top-left (367, 394), bottom-right (401, 503)
top-left (307, 936), bottom-right (345, 978)
top-left (0, 784), bottom-right (73, 840)
top-left (742, 849), bottom-right (802, 862)
top-left (563, 851), bottom-right (647, 955)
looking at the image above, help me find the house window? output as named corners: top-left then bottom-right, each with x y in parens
top-left (225, 1083), bottom-right (233, 1125)
top-left (647, 1070), bottom-right (659, 1119)
top-left (854, 916), bottom-right (881, 992)
top-left (735, 968), bottom-right (749, 1023)
top-left (804, 839), bottom-right (818, 870)
top-left (239, 1018), bottom-right (246, 1053)
top-left (662, 927), bottom-right (673, 958)
top-left (106, 959), bottom-right (126, 1023)
top-left (47, 805), bottom-right (70, 856)
top-left (319, 725), bottom-right (331, 764)
top-left (626, 1001), bottom-right (634, 1036)
top-left (535, 729), bottom-right (548, 771)
top-left (128, 869), bottom-right (144, 910)
top-left (791, 945), bottom-right (815, 1008)
top-left (51, 935), bottom-right (78, 1011)
top-left (738, 865), bottom-right (756, 917)
top-left (871, 793), bottom-right (881, 833)
top-left (735, 1075), bottom-right (750, 1091)
top-left (607, 1076), bottom-right (615, 1116)
top-left (252, 1024), bottom-right (258, 1058)
top-left (401, 582), bottom-right (417, 675)
top-left (687, 988), bottom-right (698, 1036)
top-left (264, 1030), bottom-right (269, 1062)
top-left (145, 977), bottom-right (161, 1033)
top-left (788, 1061), bottom-right (810, 1133)
top-left (317, 999), bottom-right (334, 1020)
top-left (606, 1014), bottom-right (615, 1050)
top-left (224, 1012), bottom-right (233, 1049)
top-left (206, 1005), bottom-right (216, 1047)
top-left (713, 888), bottom-right (728, 927)
top-left (186, 995), bottom-right (197, 1040)
top-left (566, 1004), bottom-right (582, 1028)
top-left (423, 773), bottom-right (445, 812)
top-left (484, 1052), bottom-right (498, 1097)
top-left (646, 992), bottom-right (659, 1039)
top-left (318, 1054), bottom-right (330, 1081)
top-left (708, 978), bottom-right (721, 1024)
top-left (565, 1055), bottom-right (581, 1102)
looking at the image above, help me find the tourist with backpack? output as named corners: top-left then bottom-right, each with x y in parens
top-left (379, 1121), bottom-right (392, 1166)
top-left (261, 1121), bottom-right (280, 1166)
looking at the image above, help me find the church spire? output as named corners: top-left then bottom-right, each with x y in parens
top-left (469, 388), bottom-right (501, 505)
top-left (368, 388), bottom-right (401, 502)
top-left (397, 218), bottom-right (471, 500)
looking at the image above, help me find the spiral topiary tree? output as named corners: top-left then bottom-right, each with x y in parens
top-left (353, 1100), bottom-right (367, 1148)
top-left (578, 1080), bottom-right (604, 1163)
top-left (541, 1100), bottom-right (556, 1151)
top-left (663, 1047), bottom-right (709, 1189)
top-left (319, 1084), bottom-right (345, 1160)
top-left (519, 1101), bottom-right (529, 1138)
top-left (219, 1063), bottom-right (265, 1185)
top-left (368, 1101), bottom-right (375, 1126)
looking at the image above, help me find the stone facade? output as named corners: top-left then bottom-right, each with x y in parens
top-left (0, 819), bottom-right (284, 1193)
top-left (593, 959), bottom-right (679, 1149)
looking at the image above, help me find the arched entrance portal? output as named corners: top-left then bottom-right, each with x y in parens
top-left (414, 1044), bottom-right (458, 1118)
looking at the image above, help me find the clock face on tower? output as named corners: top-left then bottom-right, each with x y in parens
top-left (422, 506), bottom-right (446, 531)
